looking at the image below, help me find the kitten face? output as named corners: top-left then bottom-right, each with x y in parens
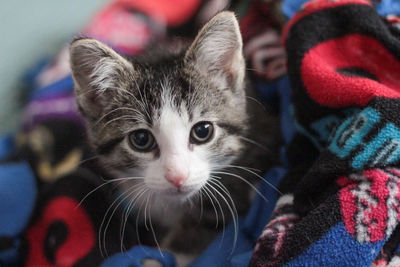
top-left (70, 12), bottom-right (247, 202)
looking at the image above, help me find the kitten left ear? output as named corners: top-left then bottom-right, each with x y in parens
top-left (69, 38), bottom-right (135, 119)
top-left (70, 38), bottom-right (134, 92)
top-left (185, 11), bottom-right (245, 92)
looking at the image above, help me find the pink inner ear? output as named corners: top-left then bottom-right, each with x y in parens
top-left (221, 48), bottom-right (237, 71)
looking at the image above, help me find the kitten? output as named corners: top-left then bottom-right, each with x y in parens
top-left (70, 11), bottom-right (279, 265)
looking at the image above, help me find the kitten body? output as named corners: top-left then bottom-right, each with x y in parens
top-left (70, 11), bottom-right (278, 263)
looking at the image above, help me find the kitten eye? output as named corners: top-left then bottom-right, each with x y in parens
top-left (128, 129), bottom-right (156, 152)
top-left (190, 122), bottom-right (214, 144)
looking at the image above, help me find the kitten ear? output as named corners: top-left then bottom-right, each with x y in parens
top-left (69, 38), bottom-right (135, 118)
top-left (185, 11), bottom-right (245, 91)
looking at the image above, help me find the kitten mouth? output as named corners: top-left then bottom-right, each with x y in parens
top-left (158, 186), bottom-right (197, 198)
top-left (164, 187), bottom-right (191, 195)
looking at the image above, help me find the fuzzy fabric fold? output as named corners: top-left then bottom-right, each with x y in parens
top-left (250, 1), bottom-right (400, 266)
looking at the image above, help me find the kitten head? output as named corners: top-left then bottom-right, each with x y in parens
top-left (69, 12), bottom-right (247, 202)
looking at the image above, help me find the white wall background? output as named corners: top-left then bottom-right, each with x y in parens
top-left (0, 0), bottom-right (106, 133)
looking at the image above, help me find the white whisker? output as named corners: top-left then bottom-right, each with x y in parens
top-left (245, 95), bottom-right (266, 111)
top-left (204, 183), bottom-right (226, 245)
top-left (144, 192), bottom-right (151, 231)
top-left (94, 107), bottom-right (141, 127)
top-left (199, 190), bottom-right (204, 222)
top-left (100, 115), bottom-right (140, 131)
top-left (238, 136), bottom-right (270, 152)
top-left (76, 176), bottom-right (144, 208)
top-left (202, 185), bottom-right (220, 228)
top-left (206, 180), bottom-right (238, 255)
top-left (136, 82), bottom-right (152, 121)
top-left (148, 193), bottom-right (164, 257)
top-left (120, 187), bottom-right (148, 252)
top-left (212, 171), bottom-right (270, 203)
top-left (77, 155), bottom-right (100, 166)
top-left (134, 187), bottom-right (153, 253)
top-left (214, 164), bottom-right (282, 196)
top-left (100, 183), bottom-right (145, 257)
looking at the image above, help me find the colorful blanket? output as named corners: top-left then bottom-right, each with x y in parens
top-left (2, 0), bottom-right (400, 266)
top-left (250, 0), bottom-right (400, 266)
top-left (0, 0), bottom-right (285, 266)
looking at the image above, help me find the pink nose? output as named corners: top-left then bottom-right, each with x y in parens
top-left (165, 174), bottom-right (187, 188)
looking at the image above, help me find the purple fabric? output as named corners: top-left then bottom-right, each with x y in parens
top-left (22, 92), bottom-right (84, 131)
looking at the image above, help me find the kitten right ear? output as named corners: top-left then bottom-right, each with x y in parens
top-left (69, 38), bottom-right (135, 118)
top-left (185, 12), bottom-right (245, 92)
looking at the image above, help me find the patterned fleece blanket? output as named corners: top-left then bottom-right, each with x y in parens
top-left (2, 0), bottom-right (400, 266)
top-left (250, 0), bottom-right (400, 266)
top-left (0, 0), bottom-right (285, 266)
